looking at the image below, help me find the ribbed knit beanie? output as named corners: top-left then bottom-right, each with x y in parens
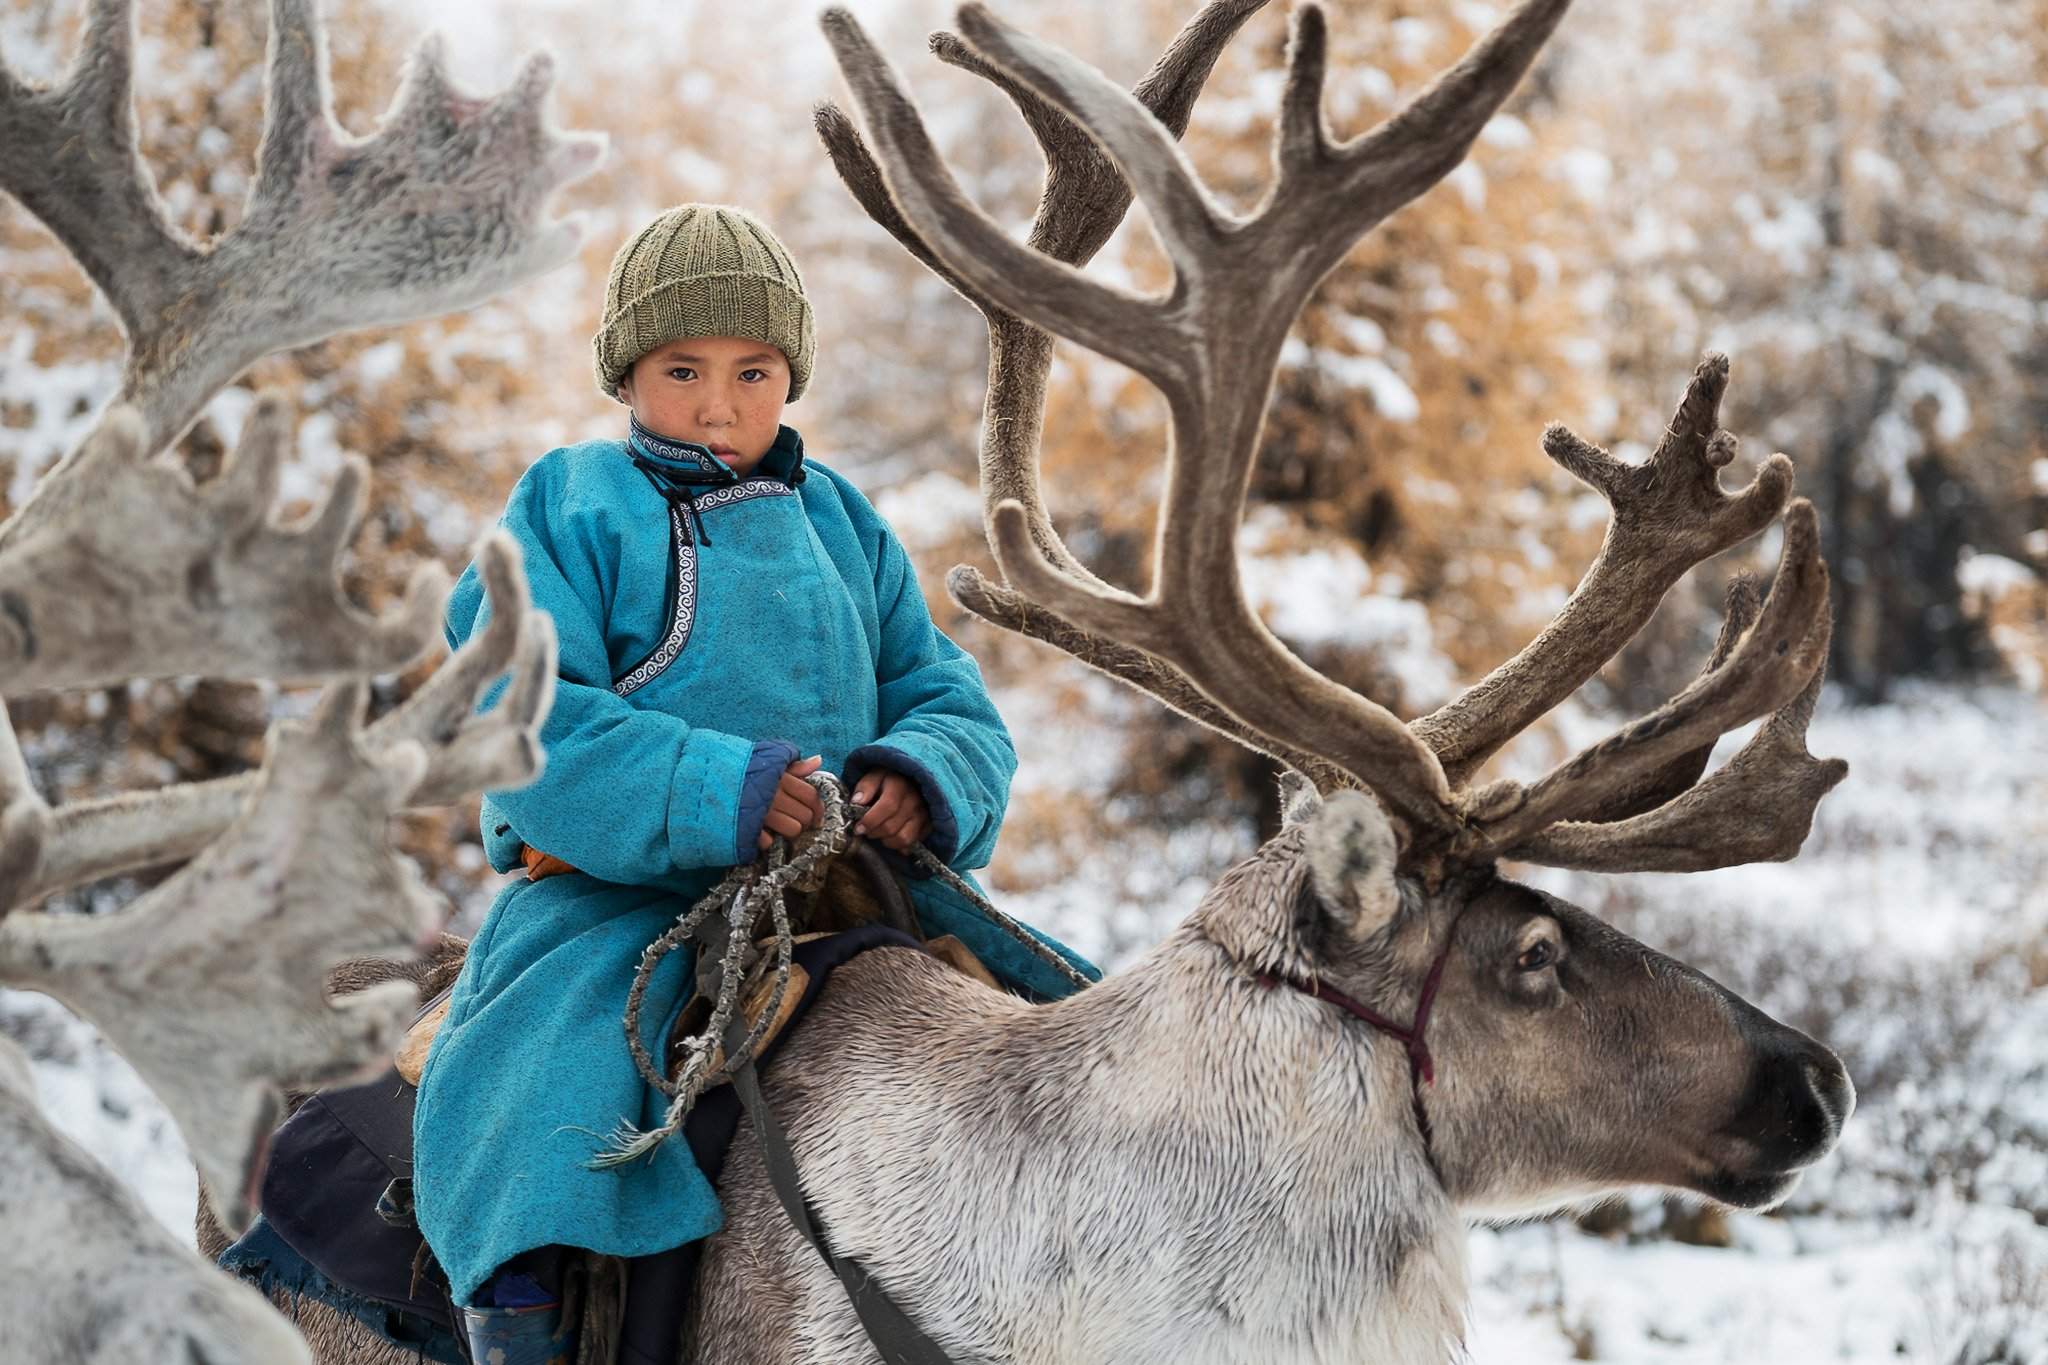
top-left (592, 204), bottom-right (815, 402)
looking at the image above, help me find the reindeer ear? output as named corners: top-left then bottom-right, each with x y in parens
top-left (1304, 790), bottom-right (1401, 939)
top-left (1277, 768), bottom-right (1321, 828)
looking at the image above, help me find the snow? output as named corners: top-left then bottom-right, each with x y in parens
top-left (1958, 550), bottom-right (2037, 597)
top-left (1236, 506), bottom-right (1457, 704)
top-left (1335, 314), bottom-right (1390, 355)
top-left (1737, 195), bottom-right (1827, 273)
top-left (1, 992), bottom-right (198, 1242)
top-left (0, 330), bottom-right (116, 505)
top-left (1425, 319), bottom-right (1465, 357)
top-left (871, 469), bottom-right (985, 553)
top-left (1469, 1201), bottom-right (2048, 1364)
top-left (193, 388), bottom-right (257, 459)
top-left (1390, 17), bottom-right (1442, 67)
top-left (1553, 147), bottom-right (1614, 201)
top-left (408, 483), bottom-right (488, 553)
top-left (279, 411), bottom-right (352, 510)
top-left (1482, 113), bottom-right (1535, 150)
top-left (354, 340), bottom-right (407, 390)
top-left (1849, 148), bottom-right (1906, 200)
top-left (1280, 337), bottom-right (1423, 423)
top-left (1448, 161), bottom-right (1488, 212)
top-left (1898, 362), bottom-right (1974, 443)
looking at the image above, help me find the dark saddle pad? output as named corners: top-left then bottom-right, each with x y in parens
top-left (219, 923), bottom-right (925, 1365)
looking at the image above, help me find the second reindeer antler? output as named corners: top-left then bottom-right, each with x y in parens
top-left (0, 534), bottom-right (554, 918)
top-left (0, 545), bottom-right (551, 1231)
top-left (0, 398), bottom-right (448, 693)
top-left (0, 0), bottom-right (589, 1264)
top-left (824, 0), bottom-right (1844, 871)
top-left (0, 0), bottom-right (603, 694)
top-left (0, 0), bottom-right (602, 458)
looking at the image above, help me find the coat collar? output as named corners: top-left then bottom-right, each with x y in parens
top-left (757, 425), bottom-right (808, 487)
top-left (626, 416), bottom-right (807, 488)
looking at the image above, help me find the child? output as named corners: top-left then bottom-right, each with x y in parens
top-left (412, 204), bottom-right (1095, 1360)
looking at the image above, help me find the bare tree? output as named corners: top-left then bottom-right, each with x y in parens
top-left (0, 0), bottom-right (595, 1358)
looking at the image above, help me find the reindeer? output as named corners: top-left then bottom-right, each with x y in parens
top-left (663, 2), bottom-right (1856, 1360)
top-left (1, 0), bottom-right (1854, 1361)
top-left (0, 1), bottom-right (589, 1360)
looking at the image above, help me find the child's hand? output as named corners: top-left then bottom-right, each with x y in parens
top-left (850, 768), bottom-right (931, 853)
top-left (758, 755), bottom-right (825, 851)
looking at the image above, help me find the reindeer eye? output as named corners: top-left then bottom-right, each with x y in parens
top-left (1516, 941), bottom-right (1556, 972)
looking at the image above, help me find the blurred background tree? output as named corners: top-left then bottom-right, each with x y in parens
top-left (1547, 0), bottom-right (2048, 703)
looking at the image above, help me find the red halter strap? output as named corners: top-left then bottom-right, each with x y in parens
top-left (1256, 924), bottom-right (1461, 1172)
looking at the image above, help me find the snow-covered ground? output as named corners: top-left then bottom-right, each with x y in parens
top-left (4, 683), bottom-right (2042, 1361)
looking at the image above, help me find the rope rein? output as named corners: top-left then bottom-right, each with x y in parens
top-left (592, 772), bottom-right (1089, 1168)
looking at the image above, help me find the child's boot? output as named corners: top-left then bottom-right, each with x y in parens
top-left (463, 1267), bottom-right (576, 1365)
top-left (461, 1300), bottom-right (574, 1365)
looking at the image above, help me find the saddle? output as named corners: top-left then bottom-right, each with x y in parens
top-left (225, 841), bottom-right (998, 1365)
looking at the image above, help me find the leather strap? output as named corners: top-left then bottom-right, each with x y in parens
top-left (1255, 903), bottom-right (1470, 1184)
top-left (699, 914), bottom-right (957, 1365)
top-left (846, 839), bottom-right (923, 940)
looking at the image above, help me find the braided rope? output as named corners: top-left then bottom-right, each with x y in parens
top-left (589, 771), bottom-right (1089, 1168)
top-left (590, 779), bottom-right (846, 1167)
top-left (902, 843), bottom-right (1092, 993)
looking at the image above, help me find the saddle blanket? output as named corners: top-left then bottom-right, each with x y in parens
top-left (219, 923), bottom-right (930, 1365)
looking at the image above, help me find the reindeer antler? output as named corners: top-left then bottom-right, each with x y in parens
top-left (1420, 358), bottom-right (1848, 869)
top-left (0, 665), bottom-right (543, 1234)
top-left (0, 1), bottom-right (599, 694)
top-left (1479, 565), bottom-right (1849, 872)
top-left (1411, 354), bottom-right (1796, 784)
top-left (0, 1037), bottom-right (315, 1363)
top-left (1508, 609), bottom-right (1849, 872)
top-left (0, 398), bottom-right (450, 692)
top-left (828, 0), bottom-right (1578, 838)
top-left (1456, 499), bottom-right (1832, 856)
top-left (0, 0), bottom-right (603, 458)
top-left (0, 533), bottom-right (552, 916)
top-left (2, 558), bottom-right (552, 1234)
top-left (827, 0), bottom-right (1845, 872)
top-left (816, 0), bottom-right (1367, 787)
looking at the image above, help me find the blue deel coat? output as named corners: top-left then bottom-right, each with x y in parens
top-left (413, 420), bottom-right (1097, 1307)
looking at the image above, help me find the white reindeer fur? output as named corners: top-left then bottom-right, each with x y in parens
top-left (693, 802), bottom-right (1469, 1364)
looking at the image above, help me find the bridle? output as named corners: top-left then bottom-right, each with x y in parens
top-left (1256, 907), bottom-right (1467, 1182)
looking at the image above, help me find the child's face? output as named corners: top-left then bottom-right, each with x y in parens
top-left (618, 337), bottom-right (791, 476)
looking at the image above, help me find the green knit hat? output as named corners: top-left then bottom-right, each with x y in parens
top-left (592, 204), bottom-right (815, 402)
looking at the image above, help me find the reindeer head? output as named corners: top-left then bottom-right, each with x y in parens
top-left (1196, 788), bottom-right (1853, 1218)
top-left (821, 0), bottom-right (1855, 1219)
